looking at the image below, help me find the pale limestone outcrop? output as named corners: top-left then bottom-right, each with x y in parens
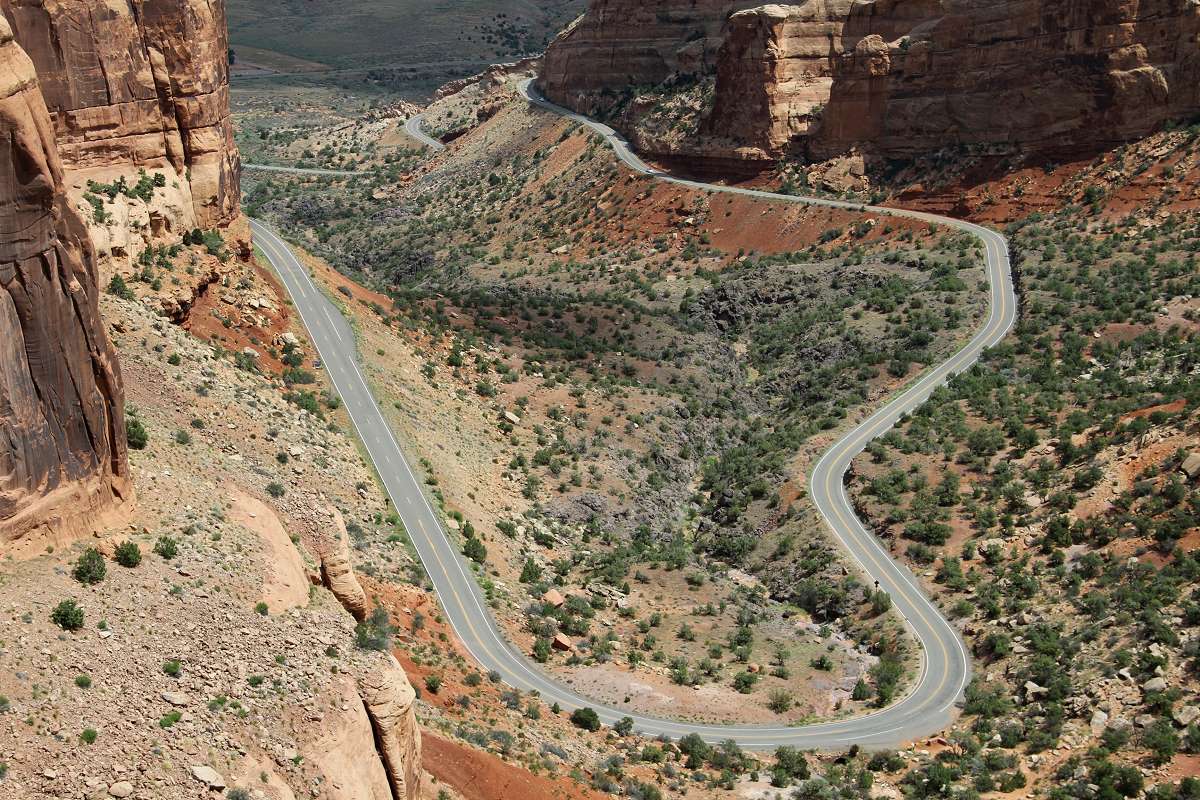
top-left (0, 12), bottom-right (129, 547)
top-left (359, 655), bottom-right (423, 800)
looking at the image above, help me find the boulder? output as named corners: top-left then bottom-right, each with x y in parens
top-left (190, 765), bottom-right (226, 790)
top-left (1174, 705), bottom-right (1200, 727)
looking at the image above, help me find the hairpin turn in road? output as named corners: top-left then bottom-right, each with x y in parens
top-left (248, 77), bottom-right (1015, 749)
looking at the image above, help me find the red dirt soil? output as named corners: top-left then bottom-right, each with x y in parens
top-left (423, 732), bottom-right (610, 800)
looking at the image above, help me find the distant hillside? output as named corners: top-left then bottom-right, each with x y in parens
top-left (228, 0), bottom-right (584, 70)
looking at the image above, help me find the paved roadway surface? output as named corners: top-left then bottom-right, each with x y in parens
top-left (250, 80), bottom-right (1016, 749)
top-left (402, 114), bottom-right (447, 151)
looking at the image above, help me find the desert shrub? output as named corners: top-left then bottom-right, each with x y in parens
top-left (73, 548), bottom-right (106, 585)
top-left (114, 541), bottom-right (141, 568)
top-left (463, 535), bottom-right (487, 563)
top-left (355, 606), bottom-right (395, 651)
top-left (125, 417), bottom-right (148, 450)
top-left (570, 707), bottom-right (601, 731)
top-left (51, 600), bottom-right (84, 631)
top-left (154, 536), bottom-right (178, 559)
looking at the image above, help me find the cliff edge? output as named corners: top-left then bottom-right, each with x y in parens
top-left (0, 13), bottom-right (129, 547)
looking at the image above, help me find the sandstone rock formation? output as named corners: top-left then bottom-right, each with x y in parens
top-left (303, 676), bottom-right (397, 800)
top-left (359, 655), bottom-right (423, 800)
top-left (541, 0), bottom-right (1200, 165)
top-left (704, 1), bottom-right (856, 160)
top-left (2, 0), bottom-right (241, 229)
top-left (539, 0), bottom-right (754, 114)
top-left (0, 13), bottom-right (129, 547)
top-left (322, 506), bottom-right (370, 620)
top-left (814, 0), bottom-right (1200, 161)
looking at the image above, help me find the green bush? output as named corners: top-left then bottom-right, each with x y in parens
top-left (570, 706), bottom-right (601, 732)
top-left (114, 541), bottom-right (141, 568)
top-left (125, 417), bottom-right (148, 450)
top-left (153, 536), bottom-right (178, 559)
top-left (355, 606), bottom-right (395, 651)
top-left (463, 535), bottom-right (487, 564)
top-left (72, 548), bottom-right (106, 585)
top-left (266, 482), bottom-right (286, 498)
top-left (106, 273), bottom-right (134, 301)
top-left (51, 600), bottom-right (84, 631)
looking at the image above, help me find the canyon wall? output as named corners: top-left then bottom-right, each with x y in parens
top-left (1, 0), bottom-right (241, 229)
top-left (0, 14), bottom-right (129, 547)
top-left (539, 0), bottom-right (757, 114)
top-left (703, 1), bottom-right (856, 160)
top-left (814, 0), bottom-right (1200, 160)
top-left (541, 0), bottom-right (1200, 165)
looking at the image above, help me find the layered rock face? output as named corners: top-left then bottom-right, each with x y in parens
top-left (539, 0), bottom-right (758, 114)
top-left (815, 0), bottom-right (1200, 160)
top-left (0, 14), bottom-right (129, 546)
top-left (704, 1), bottom-right (856, 160)
top-left (1, 0), bottom-right (241, 229)
top-left (542, 0), bottom-right (1200, 165)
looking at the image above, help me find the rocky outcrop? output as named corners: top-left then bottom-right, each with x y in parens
top-left (0, 14), bottom-right (129, 547)
top-left (321, 507), bottom-right (370, 620)
top-left (1, 0), bottom-right (241, 229)
top-left (541, 0), bottom-right (1200, 165)
top-left (359, 655), bottom-right (423, 800)
top-left (539, 0), bottom-right (756, 114)
top-left (704, 1), bottom-right (856, 160)
top-left (812, 0), bottom-right (1200, 161)
top-left (302, 676), bottom-right (397, 800)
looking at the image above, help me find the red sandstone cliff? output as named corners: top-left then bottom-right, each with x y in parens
top-left (540, 0), bottom-right (1200, 166)
top-left (814, 0), bottom-right (1200, 161)
top-left (0, 13), bottom-right (129, 547)
top-left (539, 0), bottom-right (752, 114)
top-left (2, 0), bottom-right (241, 229)
top-left (2, 0), bottom-right (244, 546)
top-left (704, 1), bottom-right (856, 161)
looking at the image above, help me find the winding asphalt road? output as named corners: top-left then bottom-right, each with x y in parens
top-left (403, 114), bottom-right (447, 151)
top-left (250, 80), bottom-right (1015, 749)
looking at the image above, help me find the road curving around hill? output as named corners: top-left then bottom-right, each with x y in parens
top-left (250, 79), bottom-right (1015, 749)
